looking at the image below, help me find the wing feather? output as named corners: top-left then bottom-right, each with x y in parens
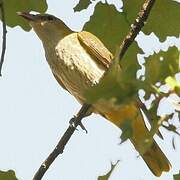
top-left (53, 73), bottom-right (67, 91)
top-left (77, 31), bottom-right (113, 69)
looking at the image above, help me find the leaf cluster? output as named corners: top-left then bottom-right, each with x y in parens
top-left (74, 0), bottom-right (180, 143)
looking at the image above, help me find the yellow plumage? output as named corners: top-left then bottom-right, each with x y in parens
top-left (20, 13), bottom-right (171, 176)
top-left (104, 102), bottom-right (171, 176)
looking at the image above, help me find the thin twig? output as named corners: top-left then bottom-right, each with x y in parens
top-left (33, 0), bottom-right (156, 179)
top-left (119, 0), bottom-right (155, 60)
top-left (33, 104), bottom-right (91, 180)
top-left (162, 124), bottom-right (180, 136)
top-left (149, 114), bottom-right (173, 137)
top-left (0, 0), bottom-right (7, 76)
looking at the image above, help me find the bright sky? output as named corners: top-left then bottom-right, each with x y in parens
top-left (0, 0), bottom-right (180, 180)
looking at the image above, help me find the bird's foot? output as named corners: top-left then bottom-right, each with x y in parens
top-left (69, 116), bottom-right (78, 131)
top-left (69, 116), bottom-right (88, 133)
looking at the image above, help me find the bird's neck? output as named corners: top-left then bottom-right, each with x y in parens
top-left (32, 22), bottom-right (72, 48)
top-left (40, 31), bottom-right (70, 48)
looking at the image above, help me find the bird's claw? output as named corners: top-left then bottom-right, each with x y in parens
top-left (69, 116), bottom-right (78, 131)
top-left (69, 116), bottom-right (88, 133)
top-left (79, 122), bottom-right (88, 133)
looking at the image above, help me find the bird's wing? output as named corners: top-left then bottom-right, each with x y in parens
top-left (52, 73), bottom-right (68, 91)
top-left (77, 31), bottom-right (113, 69)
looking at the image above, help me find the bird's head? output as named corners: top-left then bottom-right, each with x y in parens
top-left (18, 12), bottom-right (72, 43)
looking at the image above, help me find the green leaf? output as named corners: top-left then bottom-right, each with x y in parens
top-left (98, 161), bottom-right (119, 180)
top-left (165, 76), bottom-right (180, 96)
top-left (144, 47), bottom-right (180, 84)
top-left (123, 0), bottom-right (180, 41)
top-left (138, 47), bottom-right (180, 140)
top-left (173, 172), bottom-right (180, 180)
top-left (120, 42), bottom-right (141, 81)
top-left (83, 2), bottom-right (131, 54)
top-left (85, 42), bottom-right (141, 105)
top-left (2, 0), bottom-right (47, 31)
top-left (0, 170), bottom-right (18, 180)
top-left (142, 99), bottom-right (159, 128)
top-left (83, 2), bottom-right (143, 104)
top-left (120, 119), bottom-right (133, 143)
top-left (84, 56), bottom-right (122, 104)
top-left (74, 0), bottom-right (92, 12)
top-left (142, 47), bottom-right (180, 98)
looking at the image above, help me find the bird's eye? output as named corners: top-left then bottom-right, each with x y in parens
top-left (47, 16), bottom-right (54, 21)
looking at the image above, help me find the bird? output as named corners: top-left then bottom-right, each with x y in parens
top-left (18, 12), bottom-right (171, 177)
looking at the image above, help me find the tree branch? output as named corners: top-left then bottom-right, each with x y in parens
top-left (33, 104), bottom-right (91, 180)
top-left (119, 0), bottom-right (155, 60)
top-left (32, 0), bottom-right (156, 179)
top-left (0, 0), bottom-right (7, 76)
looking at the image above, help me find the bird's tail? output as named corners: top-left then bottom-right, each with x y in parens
top-left (141, 140), bottom-right (171, 176)
top-left (103, 102), bottom-right (171, 176)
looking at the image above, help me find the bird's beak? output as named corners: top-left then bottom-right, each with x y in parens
top-left (17, 12), bottom-right (36, 21)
